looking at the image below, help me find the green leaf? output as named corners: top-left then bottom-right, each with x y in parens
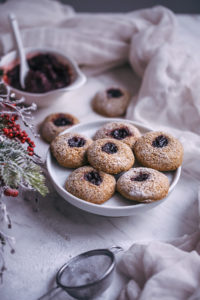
top-left (23, 164), bottom-right (49, 196)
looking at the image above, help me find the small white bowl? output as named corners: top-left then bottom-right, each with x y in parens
top-left (0, 47), bottom-right (86, 107)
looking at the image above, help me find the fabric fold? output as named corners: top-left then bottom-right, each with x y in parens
top-left (118, 239), bottom-right (200, 300)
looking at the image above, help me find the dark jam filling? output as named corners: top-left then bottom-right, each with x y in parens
top-left (54, 115), bottom-right (73, 127)
top-left (110, 127), bottom-right (131, 140)
top-left (131, 173), bottom-right (149, 182)
top-left (152, 135), bottom-right (168, 148)
top-left (6, 54), bottom-right (72, 93)
top-left (84, 171), bottom-right (103, 186)
top-left (68, 137), bottom-right (86, 148)
top-left (102, 142), bottom-right (118, 154)
top-left (107, 88), bottom-right (123, 99)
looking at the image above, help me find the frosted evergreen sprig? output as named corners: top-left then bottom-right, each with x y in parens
top-left (0, 137), bottom-right (48, 196)
top-left (0, 78), bottom-right (49, 281)
top-left (0, 78), bottom-right (49, 195)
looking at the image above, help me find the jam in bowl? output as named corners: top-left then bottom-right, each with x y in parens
top-left (0, 47), bottom-right (86, 107)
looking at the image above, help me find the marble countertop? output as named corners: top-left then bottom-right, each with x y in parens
top-left (1, 63), bottom-right (199, 300)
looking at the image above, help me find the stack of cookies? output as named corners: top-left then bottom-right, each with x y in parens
top-left (50, 121), bottom-right (183, 205)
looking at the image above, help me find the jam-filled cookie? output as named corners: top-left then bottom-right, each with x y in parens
top-left (65, 166), bottom-right (116, 204)
top-left (117, 167), bottom-right (169, 202)
top-left (93, 122), bottom-right (141, 149)
top-left (51, 132), bottom-right (92, 168)
top-left (41, 113), bottom-right (79, 143)
top-left (87, 138), bottom-right (135, 174)
top-left (92, 87), bottom-right (130, 117)
top-left (133, 131), bottom-right (183, 171)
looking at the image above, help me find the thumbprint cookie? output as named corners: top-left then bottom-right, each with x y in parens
top-left (51, 132), bottom-right (92, 168)
top-left (65, 166), bottom-right (116, 204)
top-left (92, 87), bottom-right (130, 117)
top-left (117, 167), bottom-right (169, 202)
top-left (87, 138), bottom-right (134, 174)
top-left (93, 122), bottom-right (141, 149)
top-left (133, 131), bottom-right (183, 171)
top-left (41, 113), bottom-right (79, 143)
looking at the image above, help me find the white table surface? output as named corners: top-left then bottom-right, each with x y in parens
top-left (1, 15), bottom-right (200, 300)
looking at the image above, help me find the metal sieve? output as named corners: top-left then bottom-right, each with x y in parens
top-left (38, 246), bottom-right (123, 300)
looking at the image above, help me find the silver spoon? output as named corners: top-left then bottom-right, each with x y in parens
top-left (8, 13), bottom-right (29, 89)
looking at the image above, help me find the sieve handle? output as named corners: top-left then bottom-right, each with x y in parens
top-left (109, 245), bottom-right (124, 254)
top-left (37, 285), bottom-right (59, 300)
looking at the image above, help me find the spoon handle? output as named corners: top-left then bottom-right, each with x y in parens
top-left (9, 13), bottom-right (29, 89)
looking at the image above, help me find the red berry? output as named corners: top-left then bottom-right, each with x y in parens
top-left (12, 190), bottom-right (19, 197)
top-left (3, 128), bottom-right (9, 134)
top-left (22, 131), bottom-right (27, 136)
top-left (28, 152), bottom-right (33, 156)
top-left (28, 146), bottom-right (33, 152)
top-left (4, 189), bottom-right (12, 196)
top-left (30, 141), bottom-right (35, 147)
top-left (4, 188), bottom-right (18, 197)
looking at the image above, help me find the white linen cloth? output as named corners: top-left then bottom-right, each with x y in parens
top-left (118, 228), bottom-right (200, 300)
top-left (0, 1), bottom-right (200, 299)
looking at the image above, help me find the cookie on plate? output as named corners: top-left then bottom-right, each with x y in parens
top-left (117, 167), bottom-right (169, 202)
top-left (133, 131), bottom-right (183, 171)
top-left (92, 87), bottom-right (130, 117)
top-left (51, 132), bottom-right (92, 168)
top-left (41, 113), bottom-right (79, 143)
top-left (93, 121), bottom-right (141, 149)
top-left (65, 166), bottom-right (116, 204)
top-left (87, 138), bottom-right (135, 174)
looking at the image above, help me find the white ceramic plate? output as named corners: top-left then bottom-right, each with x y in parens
top-left (46, 119), bottom-right (181, 217)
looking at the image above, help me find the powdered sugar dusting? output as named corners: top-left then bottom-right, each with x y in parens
top-left (134, 131), bottom-right (183, 171)
top-left (117, 167), bottom-right (170, 202)
top-left (87, 138), bottom-right (134, 174)
top-left (93, 121), bottom-right (141, 148)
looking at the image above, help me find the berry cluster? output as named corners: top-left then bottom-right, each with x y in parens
top-left (4, 188), bottom-right (19, 197)
top-left (1, 113), bottom-right (35, 156)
